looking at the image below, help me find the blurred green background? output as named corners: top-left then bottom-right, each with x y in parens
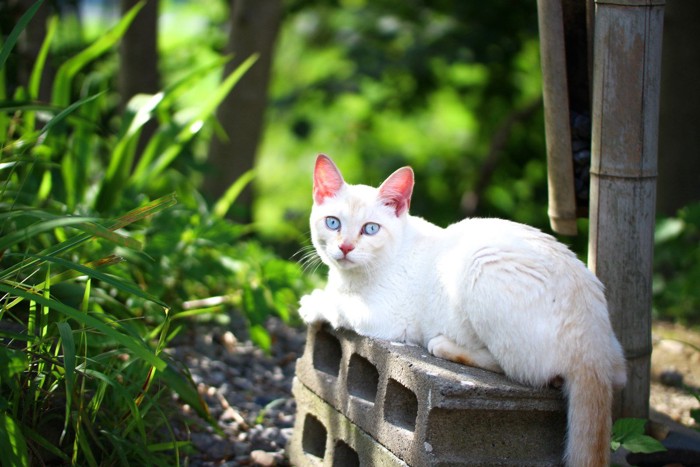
top-left (1, 0), bottom-right (699, 464)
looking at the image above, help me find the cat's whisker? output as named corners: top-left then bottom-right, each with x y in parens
top-left (302, 257), bottom-right (323, 275)
top-left (291, 244), bottom-right (315, 260)
top-left (294, 245), bottom-right (325, 274)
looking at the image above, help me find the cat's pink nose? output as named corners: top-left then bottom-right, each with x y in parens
top-left (339, 243), bottom-right (355, 256)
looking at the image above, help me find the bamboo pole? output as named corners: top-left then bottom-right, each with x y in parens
top-left (588, 0), bottom-right (665, 418)
top-left (537, 0), bottom-right (578, 236)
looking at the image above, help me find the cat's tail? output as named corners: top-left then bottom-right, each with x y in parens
top-left (563, 364), bottom-right (614, 467)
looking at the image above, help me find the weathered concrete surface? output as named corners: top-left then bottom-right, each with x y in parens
top-left (288, 378), bottom-right (408, 467)
top-left (289, 324), bottom-right (567, 466)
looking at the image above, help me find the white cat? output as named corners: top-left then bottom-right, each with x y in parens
top-left (298, 154), bottom-right (626, 467)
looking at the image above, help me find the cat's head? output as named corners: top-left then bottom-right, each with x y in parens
top-left (309, 154), bottom-right (414, 272)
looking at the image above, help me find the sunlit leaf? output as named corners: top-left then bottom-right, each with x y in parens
top-left (0, 413), bottom-right (30, 467)
top-left (212, 169), bottom-right (255, 219)
top-left (52, 2), bottom-right (144, 107)
top-left (56, 321), bottom-right (76, 444)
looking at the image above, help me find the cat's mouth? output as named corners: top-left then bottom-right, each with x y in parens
top-left (334, 256), bottom-right (359, 269)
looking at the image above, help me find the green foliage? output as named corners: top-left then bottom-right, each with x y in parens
top-left (0, 199), bottom-right (214, 464)
top-left (611, 418), bottom-right (666, 454)
top-left (653, 203), bottom-right (700, 324)
top-left (123, 191), bottom-right (316, 349)
top-left (256, 0), bottom-right (547, 244)
top-left (1, 2), bottom-right (312, 464)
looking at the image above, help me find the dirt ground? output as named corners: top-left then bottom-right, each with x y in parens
top-left (650, 321), bottom-right (700, 428)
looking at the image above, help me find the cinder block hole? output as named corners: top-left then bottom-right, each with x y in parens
top-left (383, 378), bottom-right (418, 432)
top-left (332, 440), bottom-right (360, 467)
top-left (313, 327), bottom-right (342, 377)
top-left (302, 414), bottom-right (327, 459)
top-left (347, 353), bottom-right (379, 403)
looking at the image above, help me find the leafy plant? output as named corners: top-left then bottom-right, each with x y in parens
top-left (653, 202), bottom-right (700, 324)
top-left (2, 2), bottom-right (317, 463)
top-left (0, 197), bottom-right (214, 466)
top-left (128, 188), bottom-right (317, 350)
top-left (0, 2), bottom-right (264, 464)
top-left (611, 418), bottom-right (666, 454)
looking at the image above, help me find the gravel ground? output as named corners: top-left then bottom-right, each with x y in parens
top-left (168, 317), bottom-right (700, 466)
top-left (167, 317), bottom-right (305, 466)
top-left (650, 321), bottom-right (700, 427)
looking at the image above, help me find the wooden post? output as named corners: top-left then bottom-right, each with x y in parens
top-left (588, 0), bottom-right (665, 418)
top-left (537, 0), bottom-right (578, 236)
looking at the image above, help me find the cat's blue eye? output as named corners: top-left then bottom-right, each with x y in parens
top-left (325, 216), bottom-right (341, 231)
top-left (362, 222), bottom-right (380, 236)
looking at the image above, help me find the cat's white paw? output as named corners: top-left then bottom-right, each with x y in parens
top-left (298, 289), bottom-right (326, 324)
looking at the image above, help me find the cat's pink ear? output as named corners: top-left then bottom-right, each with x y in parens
top-left (378, 166), bottom-right (414, 217)
top-left (313, 154), bottom-right (345, 204)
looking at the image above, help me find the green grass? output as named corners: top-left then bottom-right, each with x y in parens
top-left (1, 2), bottom-right (313, 464)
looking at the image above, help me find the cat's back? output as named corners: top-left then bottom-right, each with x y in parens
top-left (438, 217), bottom-right (585, 282)
top-left (443, 217), bottom-right (563, 253)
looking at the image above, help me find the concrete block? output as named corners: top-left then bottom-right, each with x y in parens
top-left (288, 377), bottom-right (408, 466)
top-left (289, 324), bottom-right (567, 466)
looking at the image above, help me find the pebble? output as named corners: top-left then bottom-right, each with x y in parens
top-left (250, 450), bottom-right (277, 466)
top-left (658, 339), bottom-right (686, 355)
top-left (659, 369), bottom-right (684, 388)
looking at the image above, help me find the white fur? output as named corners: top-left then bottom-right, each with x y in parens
top-left (299, 156), bottom-right (626, 467)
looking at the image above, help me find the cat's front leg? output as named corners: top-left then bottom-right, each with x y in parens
top-left (298, 289), bottom-right (343, 328)
top-left (298, 289), bottom-right (326, 324)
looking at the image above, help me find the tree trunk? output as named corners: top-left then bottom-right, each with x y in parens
top-left (656, 0), bottom-right (700, 216)
top-left (118, 0), bottom-right (160, 169)
top-left (204, 0), bottom-right (283, 222)
top-left (118, 0), bottom-right (160, 107)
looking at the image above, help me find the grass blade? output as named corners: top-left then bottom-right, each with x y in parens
top-left (97, 93), bottom-right (164, 212)
top-left (28, 15), bottom-right (57, 100)
top-left (33, 254), bottom-right (169, 310)
top-left (135, 55), bottom-right (258, 186)
top-left (39, 92), bottom-right (104, 139)
top-left (1, 194), bottom-right (175, 280)
top-left (0, 216), bottom-right (97, 253)
top-left (158, 55), bottom-right (231, 112)
top-left (0, 0), bottom-right (44, 71)
top-left (194, 54), bottom-right (259, 131)
top-left (0, 283), bottom-right (167, 371)
top-left (0, 209), bottom-right (142, 250)
top-left (56, 321), bottom-right (76, 444)
top-left (0, 347), bottom-right (28, 385)
top-left (23, 14), bottom-right (58, 133)
top-left (0, 413), bottom-right (30, 467)
top-left (106, 192), bottom-right (178, 231)
top-left (212, 169), bottom-right (255, 219)
top-left (52, 2), bottom-right (144, 107)
top-left (147, 441), bottom-right (190, 452)
top-left (0, 101), bottom-right (63, 113)
top-left (18, 424), bottom-right (70, 463)
top-left (157, 363), bottom-right (218, 430)
top-left (47, 255), bottom-right (125, 286)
